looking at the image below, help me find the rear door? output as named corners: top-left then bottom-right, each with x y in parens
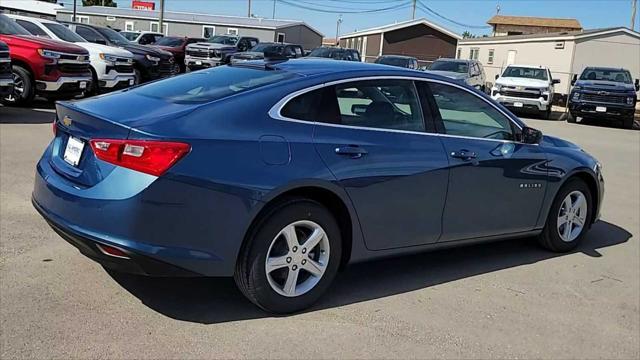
top-left (307, 78), bottom-right (449, 250)
top-left (423, 81), bottom-right (548, 241)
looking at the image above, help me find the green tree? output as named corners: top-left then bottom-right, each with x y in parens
top-left (462, 31), bottom-right (476, 39)
top-left (82, 0), bottom-right (117, 7)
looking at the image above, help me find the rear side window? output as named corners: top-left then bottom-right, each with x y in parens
top-left (333, 80), bottom-right (424, 132)
top-left (133, 66), bottom-right (299, 104)
top-left (280, 88), bottom-right (324, 121)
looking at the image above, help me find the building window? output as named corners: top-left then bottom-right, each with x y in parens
top-left (125, 21), bottom-right (135, 31)
top-left (106, 16), bottom-right (116, 22)
top-left (456, 48), bottom-right (461, 59)
top-left (202, 25), bottom-right (215, 39)
top-left (469, 48), bottom-right (479, 60)
top-left (76, 16), bottom-right (90, 24)
top-left (150, 22), bottom-right (168, 35)
top-left (487, 49), bottom-right (494, 64)
top-left (277, 33), bottom-right (286, 43)
top-left (226, 28), bottom-right (238, 35)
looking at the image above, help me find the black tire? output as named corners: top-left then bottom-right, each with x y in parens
top-left (2, 65), bottom-right (34, 106)
top-left (234, 198), bottom-right (342, 313)
top-left (567, 112), bottom-right (577, 123)
top-left (87, 67), bottom-right (99, 96)
top-left (540, 107), bottom-right (552, 120)
top-left (623, 116), bottom-right (635, 130)
top-left (537, 178), bottom-right (593, 252)
top-left (134, 68), bottom-right (142, 85)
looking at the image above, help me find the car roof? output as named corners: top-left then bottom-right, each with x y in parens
top-left (379, 55), bottom-right (416, 60)
top-left (505, 64), bottom-right (549, 69)
top-left (582, 66), bottom-right (629, 72)
top-left (257, 58), bottom-right (434, 77)
top-left (434, 58), bottom-right (471, 63)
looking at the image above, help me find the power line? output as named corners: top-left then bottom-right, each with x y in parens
top-left (417, 0), bottom-right (490, 29)
top-left (277, 0), bottom-right (412, 14)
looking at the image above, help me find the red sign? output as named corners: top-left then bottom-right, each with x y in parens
top-left (132, 1), bottom-right (155, 10)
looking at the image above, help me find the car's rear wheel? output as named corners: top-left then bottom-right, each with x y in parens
top-left (537, 178), bottom-right (592, 252)
top-left (234, 198), bottom-right (342, 313)
top-left (2, 65), bottom-right (34, 106)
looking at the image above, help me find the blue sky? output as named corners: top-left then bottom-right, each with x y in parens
top-left (103, 0), bottom-right (639, 37)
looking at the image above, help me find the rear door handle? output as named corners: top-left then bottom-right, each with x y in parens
top-left (335, 145), bottom-right (368, 159)
top-left (450, 150), bottom-right (477, 160)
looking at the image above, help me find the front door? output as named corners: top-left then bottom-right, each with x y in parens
top-left (310, 79), bottom-right (450, 250)
top-left (424, 81), bottom-right (548, 241)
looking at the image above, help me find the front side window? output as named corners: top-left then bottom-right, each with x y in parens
top-left (334, 80), bottom-right (424, 132)
top-left (96, 27), bottom-right (131, 46)
top-left (43, 23), bottom-right (86, 43)
top-left (429, 82), bottom-right (514, 140)
top-left (502, 66), bottom-right (548, 81)
top-left (207, 35), bottom-right (237, 45)
top-left (0, 15), bottom-right (31, 35)
top-left (75, 26), bottom-right (103, 43)
top-left (15, 20), bottom-right (50, 38)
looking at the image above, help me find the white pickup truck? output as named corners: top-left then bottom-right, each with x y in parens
top-left (8, 15), bottom-right (136, 94)
top-left (491, 64), bottom-right (560, 119)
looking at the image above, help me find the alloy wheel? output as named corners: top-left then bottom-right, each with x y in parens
top-left (265, 220), bottom-right (330, 297)
top-left (557, 190), bottom-right (588, 242)
top-left (4, 72), bottom-right (24, 103)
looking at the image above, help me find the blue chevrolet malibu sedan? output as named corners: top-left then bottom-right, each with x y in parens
top-left (33, 59), bottom-right (604, 313)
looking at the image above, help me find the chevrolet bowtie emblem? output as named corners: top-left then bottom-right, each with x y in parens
top-left (62, 116), bottom-right (72, 127)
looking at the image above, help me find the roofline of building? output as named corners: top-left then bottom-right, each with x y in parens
top-left (57, 7), bottom-right (324, 36)
top-left (458, 27), bottom-right (640, 45)
top-left (339, 18), bottom-right (462, 40)
top-left (0, 0), bottom-right (63, 16)
top-left (486, 15), bottom-right (582, 28)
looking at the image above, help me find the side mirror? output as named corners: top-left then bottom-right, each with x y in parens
top-left (552, 79), bottom-right (561, 85)
top-left (635, 79), bottom-right (639, 91)
top-left (571, 74), bottom-right (577, 86)
top-left (351, 104), bottom-right (368, 116)
top-left (495, 74), bottom-right (499, 80)
top-left (521, 127), bottom-right (543, 145)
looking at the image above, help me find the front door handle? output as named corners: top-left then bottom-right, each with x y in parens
top-left (450, 149), bottom-right (477, 160)
top-left (335, 145), bottom-right (368, 159)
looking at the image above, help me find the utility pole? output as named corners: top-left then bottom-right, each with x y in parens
top-left (158, 0), bottom-right (165, 34)
top-left (336, 15), bottom-right (343, 46)
top-left (73, 0), bottom-right (77, 22)
top-left (272, 0), bottom-right (277, 19)
top-left (632, 0), bottom-right (638, 31)
top-left (248, 0), bottom-right (252, 18)
top-left (412, 0), bottom-right (416, 19)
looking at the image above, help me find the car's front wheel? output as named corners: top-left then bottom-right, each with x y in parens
top-left (234, 198), bottom-right (342, 313)
top-left (2, 65), bottom-right (34, 106)
top-left (537, 178), bottom-right (592, 252)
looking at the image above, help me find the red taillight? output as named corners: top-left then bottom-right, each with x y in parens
top-left (96, 243), bottom-right (130, 259)
top-left (89, 139), bottom-right (190, 176)
top-left (52, 121), bottom-right (57, 136)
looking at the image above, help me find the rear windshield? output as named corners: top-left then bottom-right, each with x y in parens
top-left (580, 68), bottom-right (632, 83)
top-left (376, 57), bottom-right (410, 67)
top-left (429, 60), bottom-right (468, 73)
top-left (502, 66), bottom-right (548, 80)
top-left (309, 48), bottom-right (342, 58)
top-left (132, 65), bottom-right (298, 104)
top-left (251, 43), bottom-right (282, 53)
top-left (154, 36), bottom-right (184, 47)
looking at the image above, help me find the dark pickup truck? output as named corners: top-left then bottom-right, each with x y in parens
top-left (185, 35), bottom-right (259, 71)
top-left (230, 42), bottom-right (304, 62)
top-left (569, 67), bottom-right (639, 129)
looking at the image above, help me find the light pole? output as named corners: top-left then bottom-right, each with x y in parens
top-left (272, 0), bottom-right (277, 19)
top-left (335, 15), bottom-right (343, 46)
top-left (248, 0), bottom-right (252, 18)
top-left (159, 0), bottom-right (165, 34)
top-left (73, 0), bottom-right (77, 22)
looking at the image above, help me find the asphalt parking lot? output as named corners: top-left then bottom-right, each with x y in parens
top-left (1, 104), bottom-right (639, 359)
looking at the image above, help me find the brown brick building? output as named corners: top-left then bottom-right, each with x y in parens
top-left (488, 15), bottom-right (582, 36)
top-left (338, 18), bottom-right (461, 66)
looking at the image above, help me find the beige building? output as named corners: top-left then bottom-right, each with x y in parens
top-left (488, 15), bottom-right (582, 36)
top-left (456, 27), bottom-right (640, 96)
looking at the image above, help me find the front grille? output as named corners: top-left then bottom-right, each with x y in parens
top-left (186, 48), bottom-right (220, 59)
top-left (58, 63), bottom-right (91, 74)
top-left (59, 53), bottom-right (89, 62)
top-left (158, 60), bottom-right (174, 76)
top-left (582, 93), bottom-right (626, 104)
top-left (501, 90), bottom-right (541, 99)
top-left (115, 64), bottom-right (134, 74)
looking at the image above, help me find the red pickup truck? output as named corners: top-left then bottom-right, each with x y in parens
top-left (0, 14), bottom-right (92, 106)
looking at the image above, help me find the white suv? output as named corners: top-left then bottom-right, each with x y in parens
top-left (8, 15), bottom-right (136, 94)
top-left (491, 64), bottom-right (560, 119)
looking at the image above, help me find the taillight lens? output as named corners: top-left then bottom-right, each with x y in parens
top-left (89, 139), bottom-right (190, 176)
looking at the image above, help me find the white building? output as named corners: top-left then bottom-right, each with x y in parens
top-left (0, 0), bottom-right (63, 19)
top-left (456, 27), bottom-right (640, 96)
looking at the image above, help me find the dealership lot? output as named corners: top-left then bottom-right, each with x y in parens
top-left (1, 105), bottom-right (638, 358)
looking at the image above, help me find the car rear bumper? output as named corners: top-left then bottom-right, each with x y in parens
top-left (32, 142), bottom-right (257, 277)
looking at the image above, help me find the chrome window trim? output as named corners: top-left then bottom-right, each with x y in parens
top-left (268, 75), bottom-right (526, 144)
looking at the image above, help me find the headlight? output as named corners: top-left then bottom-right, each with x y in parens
top-left (626, 97), bottom-right (635, 105)
top-left (494, 84), bottom-right (502, 91)
top-left (540, 87), bottom-right (550, 93)
top-left (145, 54), bottom-right (160, 62)
top-left (37, 49), bottom-right (61, 59)
top-left (99, 53), bottom-right (118, 63)
top-left (572, 92), bottom-right (580, 101)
